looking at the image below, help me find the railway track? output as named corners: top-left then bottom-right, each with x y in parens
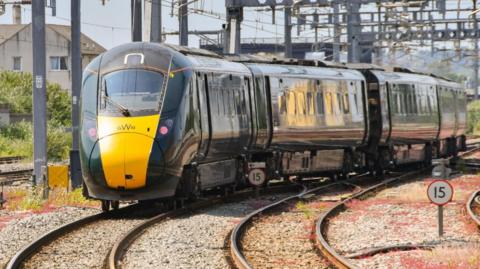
top-left (314, 169), bottom-right (427, 269)
top-left (4, 203), bottom-right (163, 269)
top-left (313, 147), bottom-right (480, 269)
top-left (0, 169), bottom-right (33, 184)
top-left (108, 183), bottom-right (303, 269)
top-left (467, 190), bottom-right (480, 227)
top-left (5, 182), bottom-right (301, 269)
top-left (228, 170), bottom-right (423, 269)
top-left (0, 156), bottom-right (25, 165)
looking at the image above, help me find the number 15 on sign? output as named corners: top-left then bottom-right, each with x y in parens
top-left (427, 180), bottom-right (454, 237)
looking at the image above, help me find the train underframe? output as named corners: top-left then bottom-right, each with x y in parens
top-left (177, 135), bottom-right (467, 199)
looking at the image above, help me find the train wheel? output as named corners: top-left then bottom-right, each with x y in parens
top-left (111, 200), bottom-right (119, 211)
top-left (101, 200), bottom-right (110, 212)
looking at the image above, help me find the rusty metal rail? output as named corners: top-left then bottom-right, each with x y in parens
top-left (229, 174), bottom-right (370, 269)
top-left (0, 156), bottom-right (25, 165)
top-left (467, 190), bottom-right (480, 227)
top-left (108, 183), bottom-right (302, 269)
top-left (315, 144), bottom-right (480, 269)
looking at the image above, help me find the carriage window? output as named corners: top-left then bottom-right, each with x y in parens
top-left (306, 92), bottom-right (315, 115)
top-left (352, 93), bottom-right (359, 114)
top-left (337, 93), bottom-right (343, 113)
top-left (316, 92), bottom-right (324, 115)
top-left (325, 93), bottom-right (333, 115)
top-left (343, 93), bottom-right (350, 114)
top-left (298, 93), bottom-right (306, 115)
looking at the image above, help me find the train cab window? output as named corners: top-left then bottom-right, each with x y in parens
top-left (100, 69), bottom-right (164, 116)
top-left (82, 68), bottom-right (99, 117)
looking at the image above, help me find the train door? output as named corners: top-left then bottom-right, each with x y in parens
top-left (452, 88), bottom-right (459, 137)
top-left (196, 72), bottom-right (211, 159)
top-left (252, 76), bottom-right (271, 149)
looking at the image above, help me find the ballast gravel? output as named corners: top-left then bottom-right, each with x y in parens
top-left (0, 207), bottom-right (99, 267)
top-left (23, 218), bottom-right (144, 269)
top-left (326, 174), bottom-right (480, 269)
top-left (121, 194), bottom-right (291, 269)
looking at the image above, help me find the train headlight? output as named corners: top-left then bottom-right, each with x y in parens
top-left (159, 126), bottom-right (168, 135)
top-left (83, 118), bottom-right (98, 142)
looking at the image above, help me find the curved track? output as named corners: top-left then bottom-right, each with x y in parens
top-left (314, 169), bottom-right (426, 269)
top-left (4, 204), bottom-right (149, 269)
top-left (5, 212), bottom-right (105, 269)
top-left (467, 190), bottom-right (480, 227)
top-left (229, 174), bottom-right (371, 269)
top-left (315, 146), bottom-right (480, 269)
top-left (108, 182), bottom-right (303, 269)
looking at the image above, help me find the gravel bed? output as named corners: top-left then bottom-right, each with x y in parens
top-left (0, 207), bottom-right (99, 267)
top-left (121, 194), bottom-right (292, 269)
top-left (0, 162), bottom-right (33, 173)
top-left (326, 174), bottom-right (480, 269)
top-left (23, 218), bottom-right (144, 269)
top-left (240, 187), bottom-right (353, 269)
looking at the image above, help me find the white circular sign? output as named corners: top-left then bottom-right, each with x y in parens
top-left (248, 168), bottom-right (266, 186)
top-left (427, 180), bottom-right (454, 206)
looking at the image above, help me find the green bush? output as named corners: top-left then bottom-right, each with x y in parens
top-left (0, 71), bottom-right (72, 161)
top-left (468, 100), bottom-right (480, 135)
top-left (0, 71), bottom-right (71, 125)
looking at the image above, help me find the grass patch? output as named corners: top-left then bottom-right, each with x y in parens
top-left (4, 187), bottom-right (98, 211)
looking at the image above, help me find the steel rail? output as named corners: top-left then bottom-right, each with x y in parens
top-left (0, 169), bottom-right (33, 177)
top-left (467, 190), bottom-right (480, 227)
top-left (4, 204), bottom-right (143, 269)
top-left (315, 169), bottom-right (426, 269)
top-left (0, 156), bottom-right (25, 164)
top-left (108, 183), bottom-right (303, 269)
top-left (315, 145), bottom-right (480, 269)
top-left (5, 212), bottom-right (106, 269)
top-left (229, 174), bottom-right (369, 269)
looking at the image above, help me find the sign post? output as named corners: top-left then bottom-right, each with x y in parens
top-left (427, 180), bottom-right (453, 237)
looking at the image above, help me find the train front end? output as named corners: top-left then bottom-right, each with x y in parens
top-left (80, 43), bottom-right (192, 202)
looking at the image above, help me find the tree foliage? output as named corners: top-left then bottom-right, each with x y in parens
top-left (0, 71), bottom-right (72, 160)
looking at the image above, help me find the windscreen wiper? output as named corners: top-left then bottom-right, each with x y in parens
top-left (105, 96), bottom-right (131, 117)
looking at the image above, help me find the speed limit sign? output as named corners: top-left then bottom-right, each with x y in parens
top-left (248, 168), bottom-right (266, 186)
top-left (427, 180), bottom-right (454, 206)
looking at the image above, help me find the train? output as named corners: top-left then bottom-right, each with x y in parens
top-left (79, 43), bottom-right (467, 210)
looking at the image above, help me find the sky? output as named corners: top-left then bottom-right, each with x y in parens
top-left (0, 0), bottom-right (299, 50)
top-left (0, 1), bottom-right (476, 54)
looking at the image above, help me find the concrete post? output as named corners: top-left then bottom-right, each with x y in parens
top-left (151, 0), bottom-right (162, 43)
top-left (284, 6), bottom-right (292, 58)
top-left (32, 0), bottom-right (48, 185)
top-left (179, 0), bottom-right (188, 46)
top-left (131, 0), bottom-right (142, 42)
top-left (70, 0), bottom-right (82, 188)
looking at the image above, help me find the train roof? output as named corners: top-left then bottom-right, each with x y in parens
top-left (370, 69), bottom-right (438, 85)
top-left (245, 62), bottom-right (365, 81)
top-left (434, 76), bottom-right (464, 91)
top-left (186, 54), bottom-right (252, 75)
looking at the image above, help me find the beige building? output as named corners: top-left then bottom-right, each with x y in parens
top-left (0, 22), bottom-right (105, 90)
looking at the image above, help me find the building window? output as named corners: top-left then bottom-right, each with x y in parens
top-left (13, 56), bottom-right (22, 71)
top-left (50, 56), bottom-right (68, 71)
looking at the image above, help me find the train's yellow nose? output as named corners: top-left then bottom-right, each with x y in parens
top-left (97, 115), bottom-right (160, 190)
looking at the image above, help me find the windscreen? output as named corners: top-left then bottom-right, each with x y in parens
top-left (100, 69), bottom-right (164, 116)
